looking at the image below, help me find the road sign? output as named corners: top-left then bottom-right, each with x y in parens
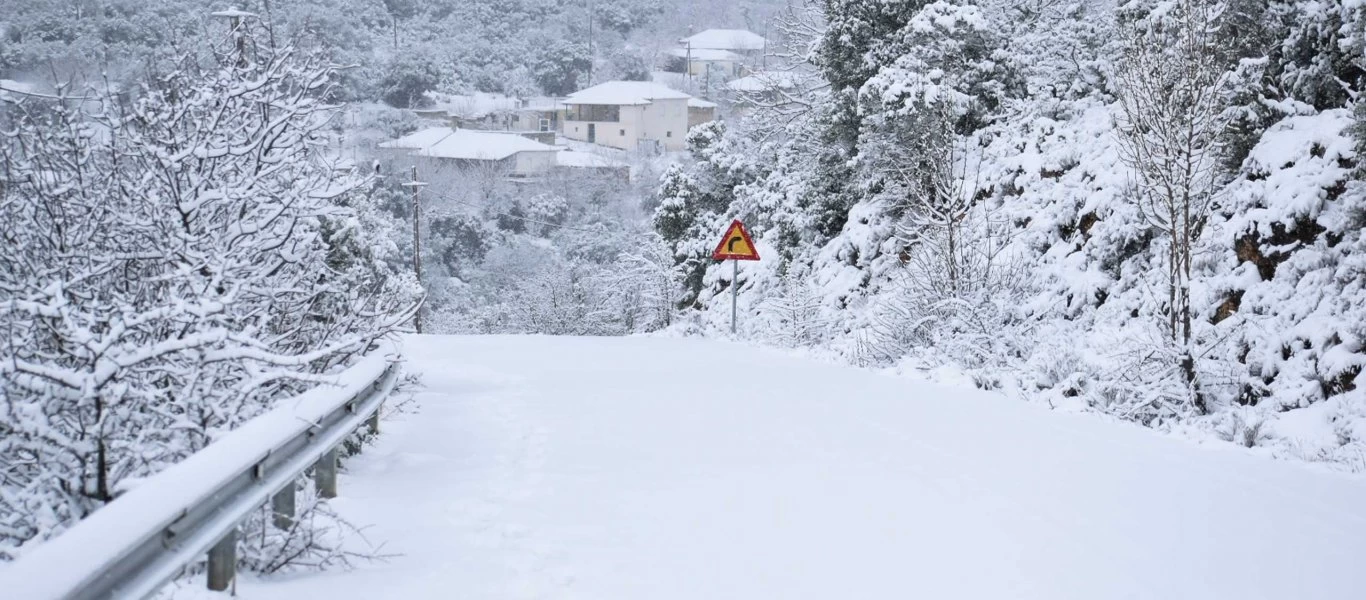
top-left (712, 219), bottom-right (760, 335)
top-left (712, 220), bottom-right (760, 261)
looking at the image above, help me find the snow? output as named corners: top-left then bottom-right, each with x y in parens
top-left (421, 92), bottom-right (560, 120)
top-left (726, 72), bottom-right (797, 92)
top-left (425, 92), bottom-right (519, 119)
top-left (563, 81), bottom-right (691, 106)
top-left (555, 150), bottom-right (628, 168)
top-left (0, 79), bottom-right (36, 95)
top-left (649, 70), bottom-right (690, 89)
top-left (686, 97), bottom-right (717, 109)
top-left (0, 345), bottom-right (398, 598)
top-left (679, 28), bottom-right (767, 51)
top-left (209, 8), bottom-right (256, 18)
top-left (666, 47), bottom-right (743, 62)
top-left (377, 127), bottom-right (455, 150)
top-left (181, 335), bottom-right (1366, 600)
top-left (417, 130), bottom-right (558, 161)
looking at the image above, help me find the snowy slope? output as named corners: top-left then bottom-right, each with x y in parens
top-left (190, 335), bottom-right (1366, 600)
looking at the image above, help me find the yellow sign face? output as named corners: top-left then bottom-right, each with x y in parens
top-left (712, 220), bottom-right (760, 261)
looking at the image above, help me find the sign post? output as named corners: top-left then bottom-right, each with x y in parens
top-left (712, 219), bottom-right (761, 335)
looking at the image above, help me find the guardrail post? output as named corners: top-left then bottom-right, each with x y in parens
top-left (315, 448), bottom-right (338, 499)
top-left (206, 527), bottom-right (237, 591)
top-left (368, 403), bottom-right (382, 436)
top-left (272, 482), bottom-right (295, 530)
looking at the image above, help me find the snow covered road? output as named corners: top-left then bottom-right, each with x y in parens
top-left (220, 335), bottom-right (1366, 599)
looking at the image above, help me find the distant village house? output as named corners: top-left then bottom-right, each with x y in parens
top-left (676, 29), bottom-right (767, 74)
top-left (414, 93), bottom-right (564, 134)
top-left (666, 47), bottom-right (745, 79)
top-left (378, 127), bottom-right (560, 177)
top-left (687, 98), bottom-right (717, 129)
top-left (561, 81), bottom-right (696, 152)
top-left (378, 126), bottom-right (634, 180)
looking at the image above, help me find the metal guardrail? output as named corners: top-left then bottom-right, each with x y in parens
top-left (0, 347), bottom-right (402, 599)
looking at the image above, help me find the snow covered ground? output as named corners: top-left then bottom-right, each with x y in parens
top-left (186, 334), bottom-right (1366, 599)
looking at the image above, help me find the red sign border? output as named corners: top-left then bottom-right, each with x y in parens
top-left (712, 219), bottom-right (760, 261)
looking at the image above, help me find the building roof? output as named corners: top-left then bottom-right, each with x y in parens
top-left (380, 127), bottom-right (558, 161)
top-left (378, 127), bottom-right (456, 150)
top-left (666, 47), bottom-right (743, 62)
top-left (679, 29), bottom-right (766, 51)
top-left (209, 8), bottom-right (256, 18)
top-left (563, 81), bottom-right (692, 106)
top-left (418, 130), bottom-right (559, 161)
top-left (687, 98), bottom-right (718, 109)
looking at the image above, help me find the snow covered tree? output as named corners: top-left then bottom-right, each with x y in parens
top-left (534, 39), bottom-right (593, 96)
top-left (0, 24), bottom-right (417, 562)
top-left (1112, 0), bottom-right (1232, 413)
top-left (652, 121), bottom-right (756, 308)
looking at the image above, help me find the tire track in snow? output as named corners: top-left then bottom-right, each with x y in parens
top-left (469, 386), bottom-right (578, 599)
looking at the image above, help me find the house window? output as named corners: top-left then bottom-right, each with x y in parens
top-left (513, 115), bottom-right (520, 123)
top-left (620, 129), bottom-right (626, 136)
top-left (666, 131), bottom-right (673, 138)
top-left (569, 104), bottom-right (620, 122)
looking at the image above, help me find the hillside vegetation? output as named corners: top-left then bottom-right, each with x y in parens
top-left (656, 0), bottom-right (1366, 469)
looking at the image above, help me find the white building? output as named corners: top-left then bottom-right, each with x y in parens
top-left (378, 127), bottom-right (560, 176)
top-left (561, 81), bottom-right (693, 152)
top-left (687, 98), bottom-right (717, 129)
top-left (414, 93), bottom-right (564, 133)
top-left (666, 47), bottom-right (744, 78)
top-left (669, 29), bottom-right (769, 97)
top-left (679, 29), bottom-right (767, 55)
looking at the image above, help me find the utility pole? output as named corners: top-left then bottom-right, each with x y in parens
top-left (687, 40), bottom-right (694, 92)
top-left (587, 0), bottom-right (595, 83)
top-left (685, 24), bottom-right (694, 92)
top-left (210, 8), bottom-right (255, 67)
top-left (401, 166), bottom-right (428, 333)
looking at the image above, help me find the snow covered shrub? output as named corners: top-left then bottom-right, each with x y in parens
top-left (235, 480), bottom-right (385, 575)
top-left (1200, 109), bottom-right (1366, 462)
top-left (0, 34), bottom-right (417, 562)
top-left (763, 267), bottom-right (830, 348)
top-left (864, 232), bottom-right (1033, 372)
top-left (601, 233), bottom-right (682, 333)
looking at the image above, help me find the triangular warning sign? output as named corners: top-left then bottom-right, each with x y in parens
top-left (712, 219), bottom-right (760, 261)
